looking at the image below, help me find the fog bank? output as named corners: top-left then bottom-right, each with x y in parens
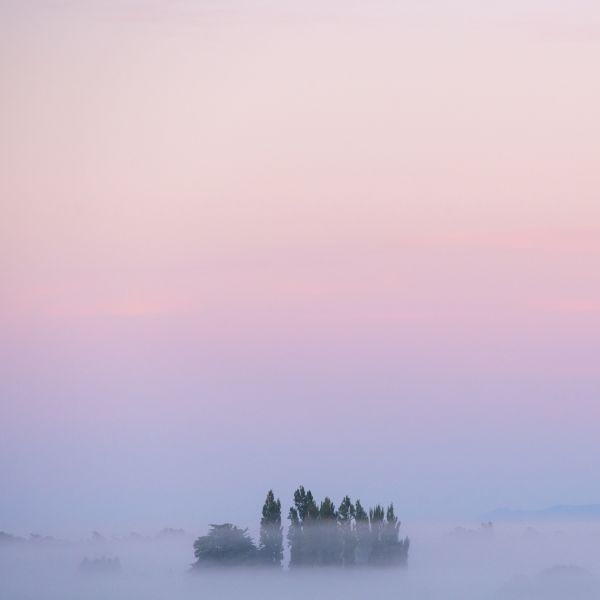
top-left (2, 521), bottom-right (600, 599)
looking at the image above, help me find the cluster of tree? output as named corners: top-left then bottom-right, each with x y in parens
top-left (192, 487), bottom-right (409, 569)
top-left (192, 490), bottom-right (283, 568)
top-left (288, 486), bottom-right (409, 567)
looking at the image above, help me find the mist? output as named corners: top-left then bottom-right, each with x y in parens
top-left (2, 520), bottom-right (600, 599)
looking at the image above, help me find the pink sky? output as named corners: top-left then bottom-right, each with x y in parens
top-left (1, 1), bottom-right (600, 535)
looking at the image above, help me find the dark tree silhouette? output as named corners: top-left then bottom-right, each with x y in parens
top-left (383, 504), bottom-right (410, 566)
top-left (338, 496), bottom-right (357, 566)
top-left (288, 486), bottom-right (319, 566)
top-left (192, 487), bottom-right (410, 569)
top-left (368, 504), bottom-right (409, 566)
top-left (193, 524), bottom-right (258, 568)
top-left (287, 489), bottom-right (410, 568)
top-left (259, 490), bottom-right (283, 567)
top-left (318, 497), bottom-right (341, 565)
top-left (368, 504), bottom-right (386, 565)
top-left (354, 499), bottom-right (371, 565)
top-left (287, 506), bottom-right (302, 567)
top-left (294, 486), bottom-right (319, 522)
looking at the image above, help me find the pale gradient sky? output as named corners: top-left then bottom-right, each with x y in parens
top-left (1, 1), bottom-right (599, 537)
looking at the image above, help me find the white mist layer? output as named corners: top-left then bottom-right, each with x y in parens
top-left (2, 521), bottom-right (600, 599)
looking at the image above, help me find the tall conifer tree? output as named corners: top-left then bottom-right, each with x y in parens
top-left (259, 490), bottom-right (283, 566)
top-left (288, 486), bottom-right (319, 566)
top-left (318, 497), bottom-right (341, 565)
top-left (354, 499), bottom-right (371, 565)
top-left (338, 495), bottom-right (356, 566)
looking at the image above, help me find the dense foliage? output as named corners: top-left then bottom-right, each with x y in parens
top-left (193, 524), bottom-right (258, 567)
top-left (192, 487), bottom-right (409, 569)
top-left (287, 486), bottom-right (409, 567)
top-left (259, 490), bottom-right (284, 566)
top-left (192, 491), bottom-right (283, 568)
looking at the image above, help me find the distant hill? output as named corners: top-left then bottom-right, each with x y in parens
top-left (483, 504), bottom-right (600, 522)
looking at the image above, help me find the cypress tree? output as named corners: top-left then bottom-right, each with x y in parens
top-left (354, 499), bottom-right (371, 565)
top-left (288, 486), bottom-right (319, 566)
top-left (293, 487), bottom-right (319, 522)
top-left (369, 505), bottom-right (386, 565)
top-left (287, 507), bottom-right (302, 567)
top-left (337, 496), bottom-right (356, 566)
top-left (318, 497), bottom-right (341, 565)
top-left (259, 490), bottom-right (283, 567)
top-left (289, 489), bottom-right (410, 568)
top-left (365, 503), bottom-right (410, 566)
top-left (382, 504), bottom-right (409, 566)
top-left (302, 489), bottom-right (319, 565)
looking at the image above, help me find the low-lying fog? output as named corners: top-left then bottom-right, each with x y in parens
top-left (2, 521), bottom-right (600, 599)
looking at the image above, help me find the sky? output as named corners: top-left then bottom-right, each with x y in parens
top-left (1, 0), bottom-right (600, 537)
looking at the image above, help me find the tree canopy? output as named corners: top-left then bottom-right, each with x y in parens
top-left (287, 487), bottom-right (409, 568)
top-left (193, 524), bottom-right (258, 567)
top-left (192, 487), bottom-right (409, 569)
top-left (259, 490), bottom-right (283, 566)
